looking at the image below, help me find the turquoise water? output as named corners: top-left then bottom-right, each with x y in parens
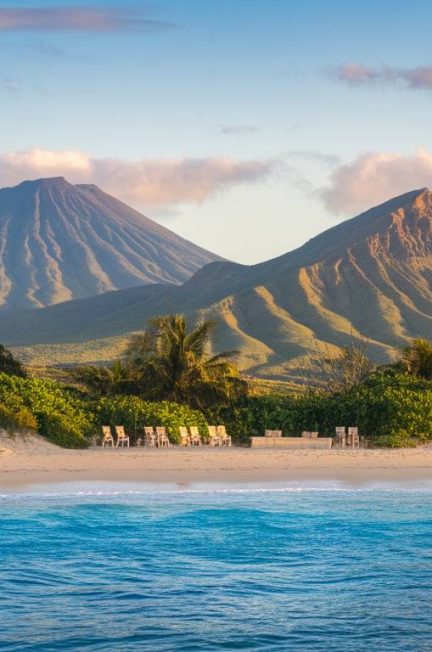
top-left (1, 483), bottom-right (432, 651)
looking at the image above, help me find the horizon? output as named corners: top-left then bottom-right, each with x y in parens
top-left (3, 0), bottom-right (432, 263)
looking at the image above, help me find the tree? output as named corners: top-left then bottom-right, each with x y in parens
top-left (0, 344), bottom-right (27, 378)
top-left (72, 361), bottom-right (137, 398)
top-left (124, 314), bottom-right (248, 409)
top-left (401, 339), bottom-right (432, 380)
top-left (315, 336), bottom-right (375, 395)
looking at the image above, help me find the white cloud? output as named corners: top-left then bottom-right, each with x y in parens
top-left (0, 148), bottom-right (277, 208)
top-left (320, 149), bottom-right (432, 215)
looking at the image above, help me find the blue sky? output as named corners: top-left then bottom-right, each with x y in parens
top-left (2, 0), bottom-right (432, 262)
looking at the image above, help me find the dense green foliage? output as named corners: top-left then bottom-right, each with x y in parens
top-left (2, 336), bottom-right (432, 450)
top-left (72, 361), bottom-right (137, 398)
top-left (0, 345), bottom-right (27, 378)
top-left (402, 339), bottom-right (432, 380)
top-left (95, 396), bottom-right (209, 444)
top-left (0, 373), bottom-right (92, 447)
top-left (210, 372), bottom-right (432, 446)
top-left (124, 314), bottom-right (248, 409)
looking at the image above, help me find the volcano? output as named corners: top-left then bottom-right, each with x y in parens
top-left (0, 177), bottom-right (221, 311)
top-left (1, 188), bottom-right (432, 380)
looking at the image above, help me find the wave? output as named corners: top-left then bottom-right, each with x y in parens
top-left (2, 478), bottom-right (432, 501)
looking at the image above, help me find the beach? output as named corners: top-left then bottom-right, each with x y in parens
top-left (1, 432), bottom-right (432, 489)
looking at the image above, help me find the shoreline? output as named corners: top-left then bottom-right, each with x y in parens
top-left (2, 435), bottom-right (432, 490)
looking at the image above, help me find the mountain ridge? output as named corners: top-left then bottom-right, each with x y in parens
top-left (0, 176), bottom-right (222, 311)
top-left (1, 188), bottom-right (432, 381)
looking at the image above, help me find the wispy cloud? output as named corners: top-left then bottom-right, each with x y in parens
top-left (319, 149), bottom-right (432, 214)
top-left (0, 148), bottom-right (277, 208)
top-left (219, 124), bottom-right (260, 135)
top-left (333, 63), bottom-right (432, 90)
top-left (0, 6), bottom-right (175, 33)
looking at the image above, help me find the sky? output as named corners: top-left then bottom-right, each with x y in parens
top-left (2, 0), bottom-right (432, 263)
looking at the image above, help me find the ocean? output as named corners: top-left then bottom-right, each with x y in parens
top-left (1, 482), bottom-right (432, 651)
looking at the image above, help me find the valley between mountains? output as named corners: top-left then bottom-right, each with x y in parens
top-left (0, 182), bottom-right (431, 381)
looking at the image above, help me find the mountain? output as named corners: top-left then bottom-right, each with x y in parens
top-left (0, 177), bottom-right (221, 311)
top-left (1, 188), bottom-right (432, 381)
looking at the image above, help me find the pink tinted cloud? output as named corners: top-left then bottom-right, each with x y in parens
top-left (320, 149), bottom-right (432, 215)
top-left (0, 6), bottom-right (174, 33)
top-left (333, 63), bottom-right (432, 90)
top-left (334, 63), bottom-right (377, 83)
top-left (0, 148), bottom-right (277, 207)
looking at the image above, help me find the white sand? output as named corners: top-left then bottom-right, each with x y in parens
top-left (1, 431), bottom-right (432, 489)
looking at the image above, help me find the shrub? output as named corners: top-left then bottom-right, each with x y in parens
top-left (211, 372), bottom-right (432, 447)
top-left (0, 372), bottom-right (92, 448)
top-left (95, 396), bottom-right (209, 444)
top-left (0, 344), bottom-right (27, 378)
top-left (373, 430), bottom-right (418, 448)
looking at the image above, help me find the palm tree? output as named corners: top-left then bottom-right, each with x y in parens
top-left (72, 361), bottom-right (137, 398)
top-left (402, 339), bottom-right (432, 380)
top-left (124, 314), bottom-right (247, 409)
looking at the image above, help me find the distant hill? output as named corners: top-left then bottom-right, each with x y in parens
top-left (0, 177), bottom-right (221, 311)
top-left (2, 188), bottom-right (432, 381)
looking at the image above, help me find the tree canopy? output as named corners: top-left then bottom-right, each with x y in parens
top-left (124, 314), bottom-right (248, 409)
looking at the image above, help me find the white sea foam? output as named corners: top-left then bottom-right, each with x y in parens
top-left (2, 477), bottom-right (432, 501)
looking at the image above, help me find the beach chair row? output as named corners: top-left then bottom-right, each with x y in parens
top-left (100, 424), bottom-right (231, 448)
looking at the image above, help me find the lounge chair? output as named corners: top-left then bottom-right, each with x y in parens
top-left (115, 425), bottom-right (130, 448)
top-left (335, 426), bottom-right (346, 448)
top-left (101, 425), bottom-right (114, 447)
top-left (301, 431), bottom-right (311, 438)
top-left (310, 431), bottom-right (319, 439)
top-left (347, 426), bottom-right (360, 449)
top-left (179, 426), bottom-right (191, 446)
top-left (189, 426), bottom-right (202, 446)
top-left (156, 426), bottom-right (170, 448)
top-left (208, 425), bottom-right (221, 446)
top-left (217, 425), bottom-right (232, 447)
top-left (139, 426), bottom-right (156, 448)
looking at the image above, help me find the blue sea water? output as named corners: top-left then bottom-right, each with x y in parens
top-left (1, 483), bottom-right (432, 651)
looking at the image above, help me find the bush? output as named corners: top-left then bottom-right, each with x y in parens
top-left (211, 372), bottom-right (432, 447)
top-left (0, 372), bottom-right (92, 448)
top-left (373, 430), bottom-right (418, 448)
top-left (95, 396), bottom-right (209, 444)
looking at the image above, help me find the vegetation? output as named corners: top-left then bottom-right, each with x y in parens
top-left (72, 361), bottom-right (137, 398)
top-left (0, 344), bottom-right (27, 378)
top-left (401, 339), bottom-right (432, 380)
top-left (0, 372), bottom-right (92, 448)
top-left (2, 325), bottom-right (432, 450)
top-left (124, 315), bottom-right (248, 409)
top-left (96, 396), bottom-right (209, 444)
top-left (314, 336), bottom-right (375, 394)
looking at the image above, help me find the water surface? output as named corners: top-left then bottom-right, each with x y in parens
top-left (1, 483), bottom-right (431, 651)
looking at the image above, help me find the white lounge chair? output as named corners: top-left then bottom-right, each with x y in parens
top-left (101, 425), bottom-right (114, 447)
top-left (156, 426), bottom-right (170, 448)
top-left (335, 426), bottom-right (346, 448)
top-left (217, 425), bottom-right (232, 447)
top-left (179, 426), bottom-right (191, 446)
top-left (207, 425), bottom-right (221, 446)
top-left (189, 426), bottom-right (202, 446)
top-left (115, 425), bottom-right (130, 447)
